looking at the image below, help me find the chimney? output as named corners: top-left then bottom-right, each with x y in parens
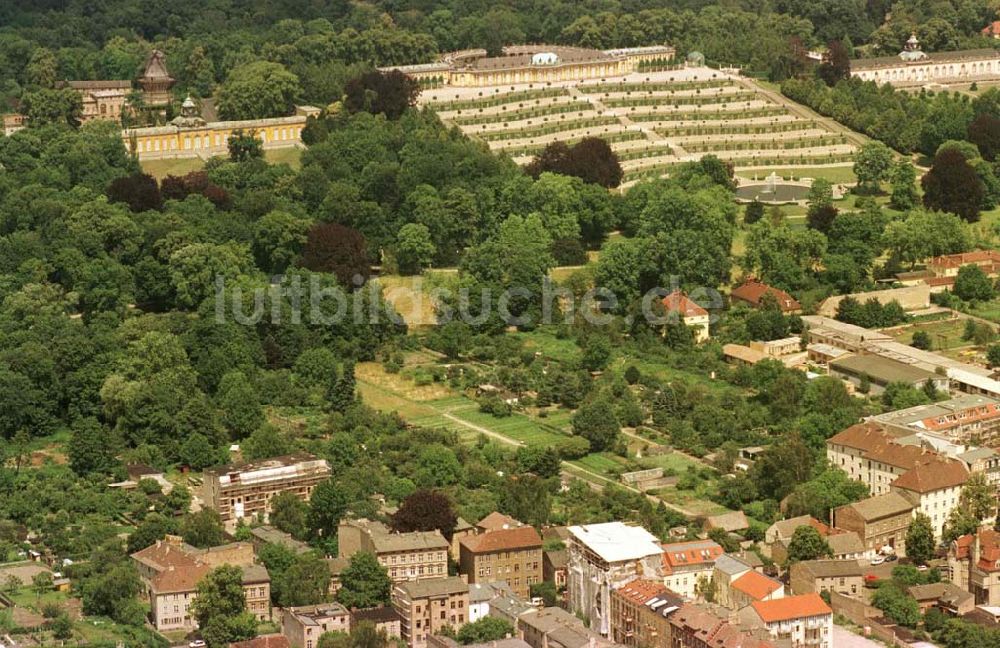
top-left (974, 532), bottom-right (983, 566)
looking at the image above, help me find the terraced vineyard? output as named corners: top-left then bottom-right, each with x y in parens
top-left (421, 68), bottom-right (859, 186)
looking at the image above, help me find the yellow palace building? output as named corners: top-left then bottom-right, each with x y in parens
top-left (124, 97), bottom-right (319, 161)
top-left (381, 44), bottom-right (676, 87)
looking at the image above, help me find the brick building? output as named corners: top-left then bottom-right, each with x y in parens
top-left (392, 577), bottom-right (469, 648)
top-left (282, 603), bottom-right (350, 648)
top-left (609, 579), bottom-right (681, 648)
top-left (339, 518), bottom-right (449, 583)
top-left (669, 603), bottom-right (777, 648)
top-left (459, 525), bottom-right (543, 599)
top-left (130, 536), bottom-right (270, 632)
top-left (739, 594), bottom-right (833, 648)
top-left (789, 560), bottom-right (863, 597)
top-left (833, 492), bottom-right (914, 556)
top-left (661, 540), bottom-right (724, 599)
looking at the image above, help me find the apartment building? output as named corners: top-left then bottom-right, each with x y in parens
top-left (833, 492), bottom-right (914, 556)
top-left (352, 606), bottom-right (403, 640)
top-left (661, 540), bottom-right (724, 599)
top-left (711, 555), bottom-right (753, 610)
top-left (869, 394), bottom-right (1000, 446)
top-left (202, 453), bottom-right (330, 529)
top-left (890, 458), bottom-right (969, 540)
top-left (282, 603), bottom-right (350, 648)
top-left (518, 606), bottom-right (617, 648)
top-left (566, 522), bottom-right (665, 636)
top-left (669, 603), bottom-right (778, 648)
top-left (789, 560), bottom-right (863, 597)
top-left (609, 579), bottom-right (681, 648)
top-left (949, 529), bottom-right (1000, 605)
top-left (459, 525), bottom-right (543, 599)
top-left (739, 594), bottom-right (833, 648)
top-left (131, 536), bottom-right (270, 632)
top-left (339, 518), bottom-right (450, 582)
top-left (393, 577), bottom-right (469, 648)
top-left (729, 571), bottom-right (783, 610)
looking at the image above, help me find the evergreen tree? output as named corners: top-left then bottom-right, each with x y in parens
top-left (328, 361), bottom-right (356, 413)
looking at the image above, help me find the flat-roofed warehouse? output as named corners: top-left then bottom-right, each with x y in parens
top-left (829, 354), bottom-right (949, 395)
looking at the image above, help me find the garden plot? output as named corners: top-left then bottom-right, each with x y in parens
top-left (421, 68), bottom-right (859, 185)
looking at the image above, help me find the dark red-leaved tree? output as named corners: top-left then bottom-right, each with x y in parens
top-left (106, 173), bottom-right (162, 212)
top-left (344, 70), bottom-right (421, 120)
top-left (160, 174), bottom-right (189, 202)
top-left (922, 148), bottom-right (985, 223)
top-left (299, 222), bottom-right (371, 286)
top-left (391, 489), bottom-right (458, 541)
top-left (525, 137), bottom-right (623, 188)
top-left (159, 171), bottom-right (230, 209)
top-left (817, 40), bottom-right (851, 87)
top-left (969, 112), bottom-right (1000, 162)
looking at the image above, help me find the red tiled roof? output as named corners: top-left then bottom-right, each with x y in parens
top-left (662, 290), bottom-right (708, 317)
top-left (730, 281), bottom-right (800, 312)
top-left (985, 21), bottom-right (1000, 35)
top-left (891, 457), bottom-right (969, 493)
top-left (476, 512), bottom-right (522, 531)
top-left (460, 525), bottom-right (542, 553)
top-left (615, 578), bottom-right (673, 606)
top-left (952, 530), bottom-right (1000, 572)
top-left (669, 604), bottom-right (777, 648)
top-left (928, 250), bottom-right (1000, 267)
top-left (731, 571), bottom-right (782, 601)
top-left (827, 423), bottom-right (934, 470)
top-left (751, 593), bottom-right (831, 623)
top-left (152, 562), bottom-right (211, 594)
top-left (662, 540), bottom-right (724, 572)
top-left (920, 403), bottom-right (1000, 431)
top-left (925, 276), bottom-right (956, 287)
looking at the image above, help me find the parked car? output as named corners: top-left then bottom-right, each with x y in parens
top-left (871, 555), bottom-right (886, 566)
top-left (885, 554), bottom-right (898, 562)
top-left (189, 641), bottom-right (206, 648)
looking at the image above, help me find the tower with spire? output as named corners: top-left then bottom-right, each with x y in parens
top-left (138, 50), bottom-right (175, 108)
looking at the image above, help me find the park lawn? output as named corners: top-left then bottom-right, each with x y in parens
top-left (550, 265), bottom-right (590, 284)
top-left (9, 587), bottom-right (70, 611)
top-left (736, 165), bottom-right (857, 185)
top-left (141, 147), bottom-right (303, 179)
top-left (514, 329), bottom-right (582, 364)
top-left (656, 486), bottom-right (729, 516)
top-left (140, 156), bottom-right (205, 179)
top-left (639, 451), bottom-right (705, 474)
top-left (266, 146), bottom-right (303, 169)
top-left (356, 362), bottom-right (454, 402)
top-left (571, 452), bottom-right (630, 478)
top-left (614, 354), bottom-right (737, 396)
top-left (376, 274), bottom-right (441, 328)
top-left (448, 407), bottom-right (568, 446)
top-left (888, 318), bottom-right (973, 351)
top-left (356, 381), bottom-right (442, 420)
top-left (538, 408), bottom-right (574, 431)
top-left (965, 298), bottom-right (1000, 324)
top-left (266, 405), bottom-right (331, 436)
